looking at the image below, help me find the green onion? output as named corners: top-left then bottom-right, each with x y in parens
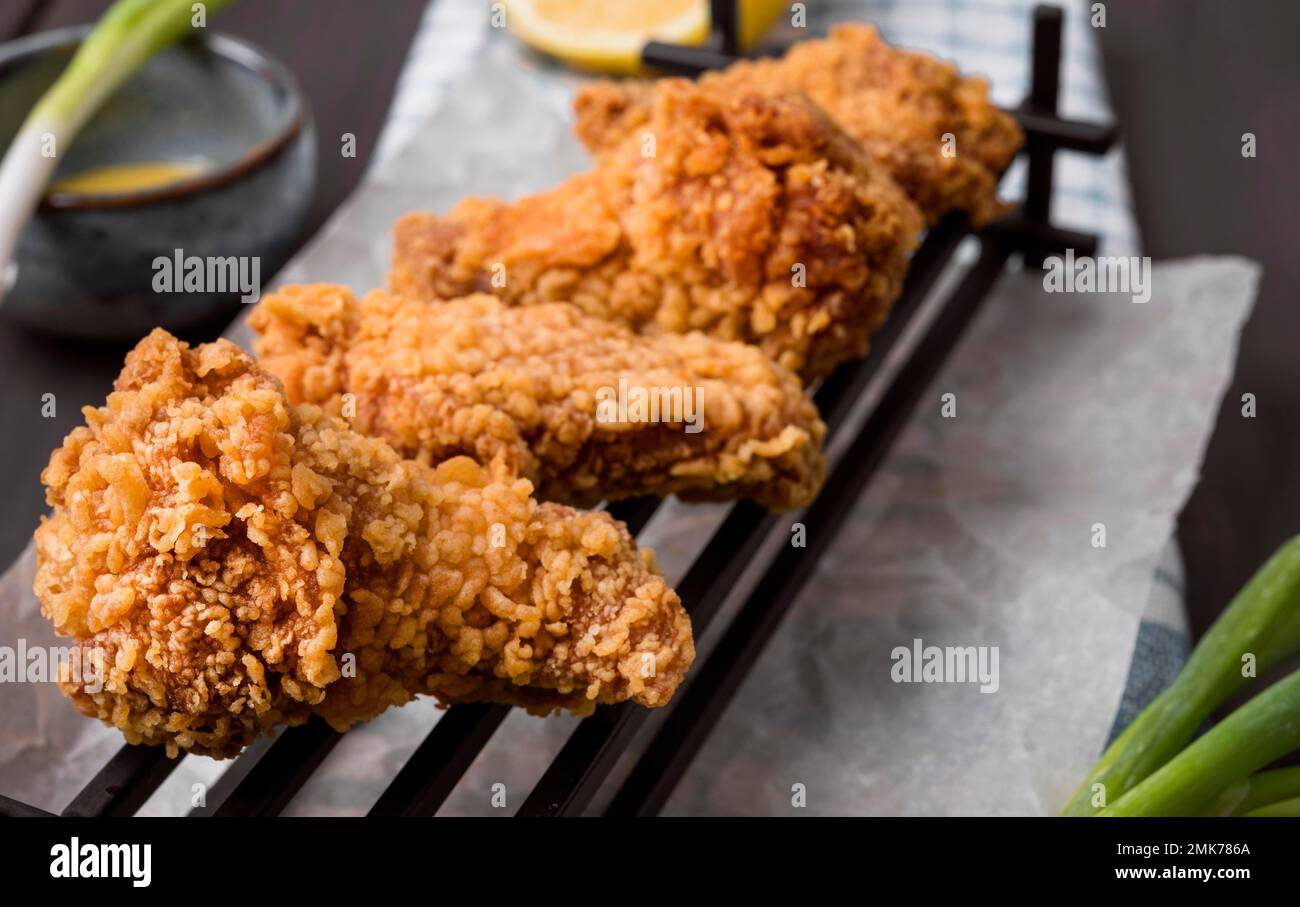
top-left (0, 0), bottom-right (232, 293)
top-left (1100, 666), bottom-right (1300, 816)
top-left (1061, 536), bottom-right (1300, 816)
top-left (1243, 796), bottom-right (1300, 818)
top-left (1208, 765), bottom-right (1300, 816)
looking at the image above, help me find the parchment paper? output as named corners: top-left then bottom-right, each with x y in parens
top-left (0, 40), bottom-right (1258, 816)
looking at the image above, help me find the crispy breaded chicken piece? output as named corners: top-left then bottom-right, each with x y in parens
top-left (33, 330), bottom-right (692, 758)
top-left (391, 78), bottom-right (922, 382)
top-left (574, 24), bottom-right (1023, 225)
top-left (248, 284), bottom-right (826, 511)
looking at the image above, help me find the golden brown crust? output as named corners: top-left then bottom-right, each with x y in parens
top-left (249, 284), bottom-right (826, 510)
top-left (575, 24), bottom-right (1024, 225)
top-left (391, 78), bottom-right (922, 382)
top-left (34, 330), bottom-right (693, 757)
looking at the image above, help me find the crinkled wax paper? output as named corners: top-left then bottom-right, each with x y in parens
top-left (0, 42), bottom-right (1258, 815)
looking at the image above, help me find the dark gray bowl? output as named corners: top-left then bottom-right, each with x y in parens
top-left (0, 27), bottom-right (316, 339)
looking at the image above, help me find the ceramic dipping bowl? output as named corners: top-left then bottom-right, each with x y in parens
top-left (0, 26), bottom-right (316, 339)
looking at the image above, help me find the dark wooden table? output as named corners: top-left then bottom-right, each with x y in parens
top-left (1095, 0), bottom-right (1300, 637)
top-left (1, 0), bottom-right (1295, 641)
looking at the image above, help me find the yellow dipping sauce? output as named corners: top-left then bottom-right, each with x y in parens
top-left (49, 161), bottom-right (208, 197)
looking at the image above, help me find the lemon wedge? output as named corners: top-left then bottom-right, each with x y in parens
top-left (738, 0), bottom-right (789, 49)
top-left (505, 0), bottom-right (787, 75)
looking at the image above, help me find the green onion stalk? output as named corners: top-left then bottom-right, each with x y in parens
top-left (1062, 536), bottom-right (1300, 816)
top-left (1101, 666), bottom-right (1300, 816)
top-left (1208, 765), bottom-right (1300, 816)
top-left (1241, 796), bottom-right (1300, 817)
top-left (0, 0), bottom-right (232, 294)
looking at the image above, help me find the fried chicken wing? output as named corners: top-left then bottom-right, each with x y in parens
top-left (574, 24), bottom-right (1023, 225)
top-left (33, 330), bottom-right (693, 757)
top-left (248, 284), bottom-right (825, 511)
top-left (391, 78), bottom-right (922, 382)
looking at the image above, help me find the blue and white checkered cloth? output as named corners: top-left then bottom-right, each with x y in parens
top-left (373, 0), bottom-right (1186, 746)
